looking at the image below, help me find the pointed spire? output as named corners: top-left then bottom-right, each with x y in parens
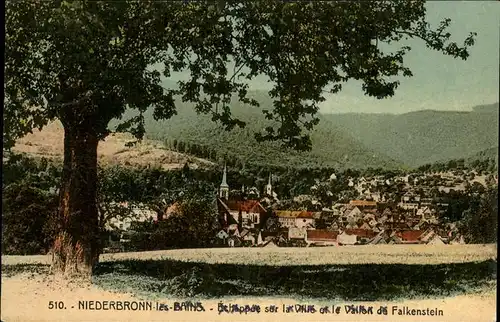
top-left (221, 163), bottom-right (228, 187)
top-left (266, 172), bottom-right (272, 197)
top-left (220, 163), bottom-right (229, 200)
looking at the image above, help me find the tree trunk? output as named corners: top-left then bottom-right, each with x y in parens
top-left (51, 122), bottom-right (101, 278)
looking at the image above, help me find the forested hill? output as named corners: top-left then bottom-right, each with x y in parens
top-left (466, 146), bottom-right (498, 165)
top-left (324, 102), bottom-right (499, 167)
top-left (130, 93), bottom-right (403, 170)
top-left (116, 90), bottom-right (498, 170)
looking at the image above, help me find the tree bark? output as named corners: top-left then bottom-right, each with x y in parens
top-left (51, 121), bottom-right (101, 278)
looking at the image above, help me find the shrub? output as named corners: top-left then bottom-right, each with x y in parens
top-left (2, 182), bottom-right (59, 255)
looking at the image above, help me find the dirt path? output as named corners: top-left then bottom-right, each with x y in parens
top-left (1, 273), bottom-right (496, 322)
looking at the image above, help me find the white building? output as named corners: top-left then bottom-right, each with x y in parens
top-left (104, 202), bottom-right (157, 231)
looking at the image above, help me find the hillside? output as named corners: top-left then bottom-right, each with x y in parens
top-left (123, 93), bottom-right (402, 170)
top-left (13, 95), bottom-right (498, 171)
top-left (121, 91), bottom-right (497, 169)
top-left (12, 121), bottom-right (216, 170)
top-left (325, 102), bottom-right (499, 167)
top-left (467, 146), bottom-right (498, 163)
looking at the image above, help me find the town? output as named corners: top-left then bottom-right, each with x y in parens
top-left (105, 162), bottom-right (497, 250)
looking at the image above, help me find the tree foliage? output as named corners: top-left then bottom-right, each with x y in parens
top-left (2, 179), bottom-right (59, 255)
top-left (5, 1), bottom-right (477, 151)
top-left (127, 195), bottom-right (220, 251)
top-left (461, 187), bottom-right (498, 244)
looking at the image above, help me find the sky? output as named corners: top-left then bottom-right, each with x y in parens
top-left (313, 1), bottom-right (499, 114)
top-left (167, 2), bottom-right (499, 114)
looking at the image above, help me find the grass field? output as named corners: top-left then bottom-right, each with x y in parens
top-left (2, 244), bottom-right (497, 266)
top-left (2, 244), bottom-right (497, 302)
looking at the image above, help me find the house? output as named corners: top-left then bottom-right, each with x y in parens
top-left (420, 198), bottom-right (433, 207)
top-left (387, 234), bottom-right (402, 244)
top-left (247, 186), bottom-right (261, 199)
top-left (296, 212), bottom-right (316, 228)
top-left (370, 193), bottom-right (382, 202)
top-left (387, 222), bottom-right (411, 230)
top-left (337, 231), bottom-right (357, 245)
top-left (407, 219), bottom-right (421, 230)
top-left (368, 219), bottom-right (378, 227)
top-left (427, 234), bottom-right (445, 245)
top-left (415, 220), bottom-right (431, 232)
top-left (216, 229), bottom-right (229, 240)
top-left (104, 202), bottom-right (158, 231)
top-left (228, 224), bottom-right (240, 237)
top-left (293, 194), bottom-right (314, 203)
top-left (227, 235), bottom-right (242, 247)
top-left (275, 210), bottom-right (316, 228)
top-left (329, 222), bottom-right (340, 231)
top-left (345, 207), bottom-right (363, 223)
top-left (416, 207), bottom-right (434, 221)
top-left (256, 230), bottom-right (264, 245)
top-left (398, 202), bottom-right (419, 211)
top-left (378, 214), bottom-right (388, 224)
top-left (344, 229), bottom-right (377, 244)
top-left (345, 223), bottom-right (359, 230)
top-left (369, 231), bottom-right (389, 245)
top-left (218, 199), bottom-right (267, 229)
top-left (349, 200), bottom-right (377, 210)
top-left (217, 199), bottom-right (238, 228)
top-left (275, 211), bottom-right (295, 228)
top-left (358, 222), bottom-right (372, 230)
top-left (382, 207), bottom-right (393, 217)
top-left (363, 213), bottom-right (376, 222)
top-left (288, 227), bottom-right (307, 240)
top-left (419, 229), bottom-right (445, 245)
top-left (395, 230), bottom-right (424, 244)
top-left (306, 230), bottom-right (338, 246)
top-left (262, 240), bottom-right (279, 248)
top-left (240, 229), bottom-right (257, 245)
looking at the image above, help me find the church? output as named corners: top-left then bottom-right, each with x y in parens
top-left (218, 164), bottom-right (277, 201)
top-left (216, 164), bottom-right (276, 230)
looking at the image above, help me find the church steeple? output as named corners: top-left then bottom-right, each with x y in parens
top-left (265, 173), bottom-right (272, 197)
top-left (219, 164), bottom-right (229, 200)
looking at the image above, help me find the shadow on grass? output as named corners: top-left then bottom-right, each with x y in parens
top-left (1, 263), bottom-right (50, 278)
top-left (92, 259), bottom-right (497, 301)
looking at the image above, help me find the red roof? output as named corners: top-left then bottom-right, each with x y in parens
top-left (397, 230), bottom-right (424, 242)
top-left (344, 229), bottom-right (377, 238)
top-left (349, 200), bottom-right (377, 207)
top-left (307, 230), bottom-right (338, 241)
top-left (225, 200), bottom-right (266, 213)
top-left (298, 211), bottom-right (315, 219)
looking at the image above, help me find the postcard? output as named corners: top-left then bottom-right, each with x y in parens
top-left (2, 1), bottom-right (497, 321)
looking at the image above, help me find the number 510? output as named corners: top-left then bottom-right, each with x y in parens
top-left (48, 301), bottom-right (66, 309)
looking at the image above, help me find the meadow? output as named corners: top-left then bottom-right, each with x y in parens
top-left (2, 244), bottom-right (497, 302)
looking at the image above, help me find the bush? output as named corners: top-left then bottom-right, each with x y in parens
top-left (462, 188), bottom-right (498, 243)
top-left (1, 182), bottom-right (59, 255)
top-left (125, 197), bottom-right (220, 251)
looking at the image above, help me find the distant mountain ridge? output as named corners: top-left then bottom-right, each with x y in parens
top-left (472, 103), bottom-right (499, 113)
top-left (118, 88), bottom-right (498, 169)
top-left (323, 102), bottom-right (498, 167)
top-left (138, 97), bottom-right (402, 170)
